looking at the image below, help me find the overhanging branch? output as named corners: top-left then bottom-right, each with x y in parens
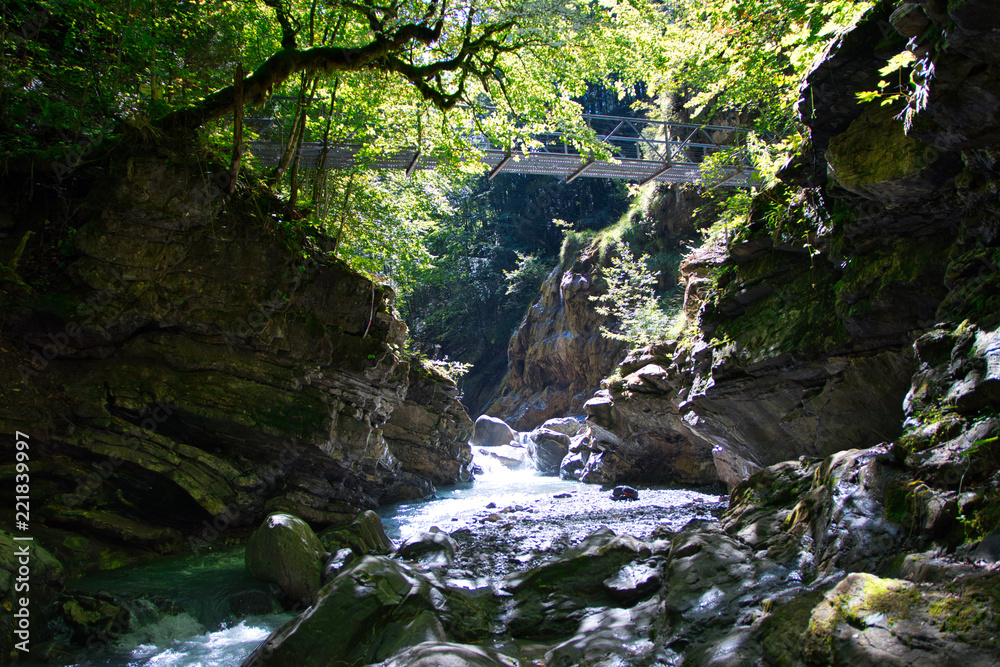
top-left (157, 17), bottom-right (449, 133)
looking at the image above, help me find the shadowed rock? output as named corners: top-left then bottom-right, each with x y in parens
top-left (245, 513), bottom-right (326, 608)
top-left (526, 428), bottom-right (571, 474)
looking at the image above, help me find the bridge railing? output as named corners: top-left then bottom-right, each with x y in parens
top-left (240, 100), bottom-right (761, 186)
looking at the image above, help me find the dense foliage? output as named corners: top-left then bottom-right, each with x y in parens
top-left (2, 0), bottom-right (881, 394)
top-left (402, 172), bottom-right (628, 409)
top-left (590, 241), bottom-right (677, 347)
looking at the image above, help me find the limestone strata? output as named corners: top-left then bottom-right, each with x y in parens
top-left (486, 239), bottom-right (627, 430)
top-left (382, 363), bottom-right (474, 487)
top-left (0, 154), bottom-right (472, 573)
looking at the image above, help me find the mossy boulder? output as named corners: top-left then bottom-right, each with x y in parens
top-left (318, 510), bottom-right (394, 557)
top-left (241, 556), bottom-right (499, 667)
top-left (758, 571), bottom-right (1000, 665)
top-left (245, 513), bottom-right (327, 608)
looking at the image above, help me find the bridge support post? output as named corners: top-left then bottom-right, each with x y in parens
top-left (488, 152), bottom-right (513, 180)
top-left (640, 161), bottom-right (674, 187)
top-left (565, 159), bottom-right (595, 183)
top-left (405, 151), bottom-right (422, 178)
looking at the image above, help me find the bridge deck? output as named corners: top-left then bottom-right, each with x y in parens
top-left (245, 111), bottom-right (760, 187)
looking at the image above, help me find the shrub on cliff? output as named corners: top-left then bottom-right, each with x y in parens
top-left (591, 241), bottom-right (677, 349)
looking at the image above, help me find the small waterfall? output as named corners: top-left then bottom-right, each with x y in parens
top-left (377, 442), bottom-right (563, 543)
top-left (470, 443), bottom-right (536, 480)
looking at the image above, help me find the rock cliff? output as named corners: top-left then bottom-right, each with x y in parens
top-left (682, 0), bottom-right (1000, 486)
top-left (565, 0), bottom-right (1000, 490)
top-left (485, 236), bottom-right (626, 430)
top-left (486, 186), bottom-right (705, 432)
top-left (0, 148), bottom-right (473, 576)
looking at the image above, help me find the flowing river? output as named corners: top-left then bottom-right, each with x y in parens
top-left (57, 449), bottom-right (726, 666)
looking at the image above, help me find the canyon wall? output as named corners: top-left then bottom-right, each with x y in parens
top-left (0, 150), bottom-right (472, 574)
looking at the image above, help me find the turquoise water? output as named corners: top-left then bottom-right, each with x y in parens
top-left (55, 448), bottom-right (724, 666)
top-left (62, 550), bottom-right (293, 667)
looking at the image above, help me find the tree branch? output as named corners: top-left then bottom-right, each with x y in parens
top-left (156, 1), bottom-right (511, 132)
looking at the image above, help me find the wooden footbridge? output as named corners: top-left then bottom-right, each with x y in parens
top-left (246, 105), bottom-right (760, 188)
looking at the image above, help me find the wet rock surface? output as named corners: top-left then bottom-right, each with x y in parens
top-left (250, 431), bottom-right (1000, 667)
top-left (439, 484), bottom-right (725, 582)
top-left (0, 153), bottom-right (473, 576)
top-left (245, 484), bottom-right (725, 667)
top-left (245, 513), bottom-right (327, 608)
top-left (471, 415), bottom-right (518, 447)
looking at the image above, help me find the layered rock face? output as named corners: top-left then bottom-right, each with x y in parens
top-left (665, 0), bottom-right (1000, 486)
top-left (485, 237), bottom-right (627, 430)
top-left (486, 186), bottom-right (704, 433)
top-left (0, 152), bottom-right (472, 574)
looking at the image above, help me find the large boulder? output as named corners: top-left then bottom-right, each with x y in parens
top-left (241, 556), bottom-right (497, 667)
top-left (245, 513), bottom-right (327, 608)
top-left (318, 510), bottom-right (394, 557)
top-left (395, 529), bottom-right (458, 568)
top-left (538, 417), bottom-right (583, 437)
top-left (759, 572), bottom-right (1000, 666)
top-left (505, 528), bottom-right (657, 639)
top-left (470, 415), bottom-right (517, 447)
top-left (577, 355), bottom-right (719, 487)
top-left (525, 428), bottom-right (571, 474)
